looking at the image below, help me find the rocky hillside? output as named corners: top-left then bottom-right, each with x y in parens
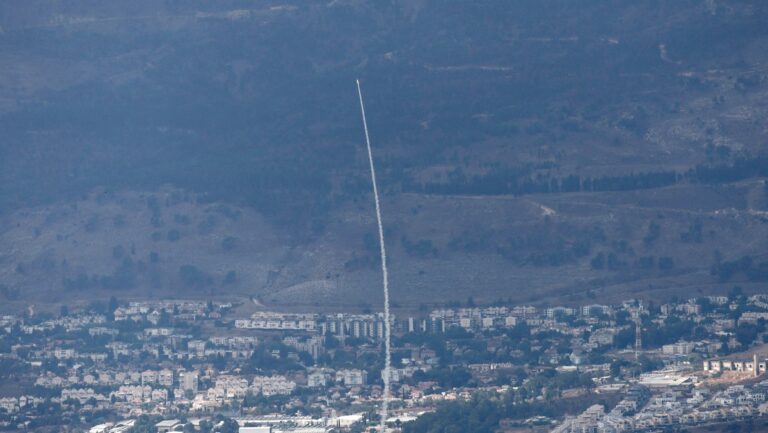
top-left (0, 1), bottom-right (767, 310)
top-left (2, 180), bottom-right (766, 312)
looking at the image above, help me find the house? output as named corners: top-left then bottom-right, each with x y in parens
top-left (662, 341), bottom-right (695, 355)
top-left (336, 369), bottom-right (367, 386)
top-left (141, 370), bottom-right (158, 385)
top-left (54, 348), bottom-right (76, 359)
top-left (250, 375), bottom-right (296, 396)
top-left (158, 369), bottom-right (174, 387)
top-left (307, 371), bottom-right (328, 388)
top-left (589, 328), bottom-right (616, 346)
top-left (239, 428), bottom-right (271, 433)
top-left (180, 371), bottom-right (199, 392)
top-left (155, 420), bottom-right (182, 433)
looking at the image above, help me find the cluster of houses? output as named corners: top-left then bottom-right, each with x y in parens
top-left (28, 365), bottom-right (380, 417)
top-left (553, 381), bottom-right (768, 433)
top-left (555, 366), bottom-right (768, 432)
top-left (88, 413), bottom-right (369, 433)
top-left (703, 354), bottom-right (768, 376)
top-left (5, 292), bottom-right (768, 432)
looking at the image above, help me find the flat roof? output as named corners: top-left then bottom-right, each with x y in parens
top-left (155, 420), bottom-right (181, 427)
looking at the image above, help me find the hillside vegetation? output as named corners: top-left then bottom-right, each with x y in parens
top-left (0, 1), bottom-right (767, 309)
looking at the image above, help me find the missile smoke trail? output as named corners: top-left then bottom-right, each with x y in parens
top-left (355, 79), bottom-right (392, 431)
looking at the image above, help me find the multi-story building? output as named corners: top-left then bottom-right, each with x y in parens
top-left (180, 371), bottom-right (199, 393)
top-left (336, 369), bottom-right (367, 386)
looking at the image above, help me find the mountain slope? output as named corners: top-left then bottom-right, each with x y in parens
top-left (1, 0), bottom-right (767, 308)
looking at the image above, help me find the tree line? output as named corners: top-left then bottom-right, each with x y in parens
top-left (403, 156), bottom-right (768, 197)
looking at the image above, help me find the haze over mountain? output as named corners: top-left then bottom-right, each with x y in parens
top-left (1, 0), bottom-right (767, 311)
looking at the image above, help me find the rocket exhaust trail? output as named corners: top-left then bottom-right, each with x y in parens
top-left (355, 79), bottom-right (392, 431)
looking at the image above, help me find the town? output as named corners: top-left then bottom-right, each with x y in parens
top-left (3, 287), bottom-right (768, 432)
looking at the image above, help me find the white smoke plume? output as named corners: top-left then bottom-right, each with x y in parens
top-left (355, 79), bottom-right (392, 431)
